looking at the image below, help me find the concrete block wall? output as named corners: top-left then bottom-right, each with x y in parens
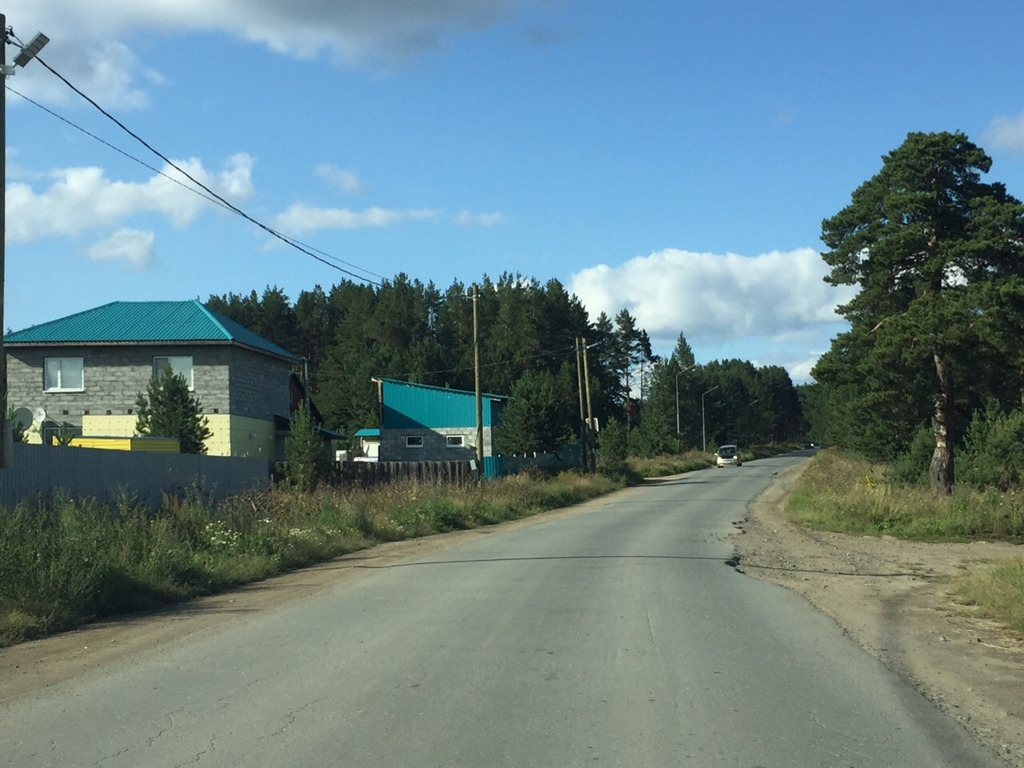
top-left (6, 345), bottom-right (291, 455)
top-left (224, 348), bottom-right (292, 421)
top-left (378, 426), bottom-right (486, 463)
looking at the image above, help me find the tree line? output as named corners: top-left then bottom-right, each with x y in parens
top-left (205, 273), bottom-right (806, 456)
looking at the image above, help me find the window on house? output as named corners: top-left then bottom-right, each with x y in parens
top-left (44, 357), bottom-right (84, 391)
top-left (405, 436), bottom-right (424, 448)
top-left (445, 435), bottom-right (465, 448)
top-left (153, 356), bottom-right (194, 390)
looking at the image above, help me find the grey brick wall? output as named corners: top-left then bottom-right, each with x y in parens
top-left (5, 344), bottom-right (292, 427)
top-left (378, 426), bottom-right (488, 463)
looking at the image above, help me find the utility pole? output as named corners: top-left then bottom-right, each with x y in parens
top-left (575, 337), bottom-right (588, 472)
top-left (582, 336), bottom-right (595, 471)
top-left (472, 286), bottom-right (483, 477)
top-left (1, 16), bottom-right (9, 468)
top-left (0, 21), bottom-right (49, 468)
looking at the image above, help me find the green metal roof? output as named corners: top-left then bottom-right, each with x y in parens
top-left (373, 377), bottom-right (509, 402)
top-left (4, 301), bottom-right (299, 361)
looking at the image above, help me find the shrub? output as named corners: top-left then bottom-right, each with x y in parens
top-left (958, 401), bottom-right (1024, 491)
top-left (886, 425), bottom-right (935, 487)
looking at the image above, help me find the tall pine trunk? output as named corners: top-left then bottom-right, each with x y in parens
top-left (929, 351), bottom-right (954, 494)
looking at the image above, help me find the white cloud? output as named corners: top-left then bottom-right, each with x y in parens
top-left (5, 153), bottom-right (254, 243)
top-left (983, 109), bottom-right (1024, 156)
top-left (272, 203), bottom-right (440, 235)
top-left (4, 1), bottom-right (547, 108)
top-left (315, 165), bottom-right (366, 194)
top-left (569, 248), bottom-right (856, 379)
top-left (87, 228), bottom-right (156, 270)
top-left (454, 210), bottom-right (508, 227)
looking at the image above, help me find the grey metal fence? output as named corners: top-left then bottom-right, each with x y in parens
top-left (0, 443), bottom-right (270, 510)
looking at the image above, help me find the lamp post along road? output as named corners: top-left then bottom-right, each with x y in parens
top-left (1, 21), bottom-right (49, 468)
top-left (701, 385), bottom-right (719, 453)
top-left (674, 363), bottom-right (697, 436)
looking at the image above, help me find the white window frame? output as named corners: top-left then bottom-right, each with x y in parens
top-left (445, 435), bottom-right (465, 448)
top-left (153, 355), bottom-right (194, 390)
top-left (43, 357), bottom-right (85, 392)
top-left (405, 435), bottom-right (424, 448)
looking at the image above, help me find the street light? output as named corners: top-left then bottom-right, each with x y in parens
top-left (1, 21), bottom-right (50, 468)
top-left (674, 363), bottom-right (697, 436)
top-left (701, 385), bottom-right (719, 453)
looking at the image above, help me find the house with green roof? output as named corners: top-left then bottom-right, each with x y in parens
top-left (4, 300), bottom-right (300, 459)
top-left (371, 377), bottom-right (509, 477)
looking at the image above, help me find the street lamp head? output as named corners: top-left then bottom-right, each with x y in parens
top-left (13, 31), bottom-right (48, 68)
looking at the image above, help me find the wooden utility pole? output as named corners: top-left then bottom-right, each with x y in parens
top-left (0, 21), bottom-right (49, 468)
top-left (1, 16), bottom-right (10, 468)
top-left (575, 337), bottom-right (588, 472)
top-left (582, 336), bottom-right (595, 470)
top-left (472, 286), bottom-right (484, 477)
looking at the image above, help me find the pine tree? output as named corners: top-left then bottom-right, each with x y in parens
top-left (819, 131), bottom-right (1024, 492)
top-left (135, 367), bottom-right (212, 454)
top-left (284, 402), bottom-right (330, 491)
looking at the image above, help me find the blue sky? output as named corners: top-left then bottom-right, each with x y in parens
top-left (4, 0), bottom-right (1024, 383)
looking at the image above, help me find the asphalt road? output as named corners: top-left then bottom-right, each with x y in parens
top-left (2, 453), bottom-right (1006, 767)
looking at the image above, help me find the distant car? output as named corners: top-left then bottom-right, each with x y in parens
top-left (715, 444), bottom-right (742, 467)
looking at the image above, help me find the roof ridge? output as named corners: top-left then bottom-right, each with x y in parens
top-left (192, 300), bottom-right (232, 340)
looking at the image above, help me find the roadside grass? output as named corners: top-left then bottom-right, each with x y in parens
top-left (788, 449), bottom-right (1024, 633)
top-left (628, 443), bottom-right (804, 478)
top-left (0, 469), bottom-right (624, 648)
top-left (955, 560), bottom-right (1024, 633)
top-left (628, 451), bottom-right (713, 477)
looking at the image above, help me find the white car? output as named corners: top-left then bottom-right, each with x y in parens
top-left (715, 444), bottom-right (742, 467)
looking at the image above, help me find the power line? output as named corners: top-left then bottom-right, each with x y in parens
top-left (8, 37), bottom-right (385, 286)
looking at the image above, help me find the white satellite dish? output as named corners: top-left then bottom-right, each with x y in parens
top-left (12, 407), bottom-right (34, 430)
top-left (33, 406), bottom-right (47, 424)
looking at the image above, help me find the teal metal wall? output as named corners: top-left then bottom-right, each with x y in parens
top-left (379, 379), bottom-right (505, 429)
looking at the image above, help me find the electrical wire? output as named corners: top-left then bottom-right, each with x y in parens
top-left (331, 340), bottom-right (592, 384)
top-left (6, 33), bottom-right (385, 287)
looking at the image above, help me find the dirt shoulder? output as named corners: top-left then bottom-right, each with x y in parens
top-left (733, 461), bottom-right (1024, 767)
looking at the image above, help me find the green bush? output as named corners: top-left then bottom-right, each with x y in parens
top-left (886, 425), bottom-right (935, 487)
top-left (957, 401), bottom-right (1024, 491)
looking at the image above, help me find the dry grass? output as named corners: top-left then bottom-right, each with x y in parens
top-left (955, 559), bottom-right (1024, 632)
top-left (789, 449), bottom-right (1024, 633)
top-left (0, 469), bottom-right (623, 648)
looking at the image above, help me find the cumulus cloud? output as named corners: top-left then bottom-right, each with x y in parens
top-left (87, 228), bottom-right (156, 270)
top-left (315, 165), bottom-right (366, 195)
top-left (5, 153), bottom-right (255, 242)
top-left (569, 248), bottom-right (856, 377)
top-left (5, 0), bottom-right (547, 107)
top-left (984, 109), bottom-right (1024, 156)
top-left (272, 202), bottom-right (441, 235)
top-left (454, 210), bottom-right (509, 227)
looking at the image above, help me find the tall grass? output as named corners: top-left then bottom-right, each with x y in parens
top-left (787, 449), bottom-right (1024, 541)
top-left (789, 449), bottom-right (1024, 635)
top-left (955, 560), bottom-right (1024, 632)
top-left (0, 470), bottom-right (623, 648)
top-left (627, 450), bottom-right (712, 478)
